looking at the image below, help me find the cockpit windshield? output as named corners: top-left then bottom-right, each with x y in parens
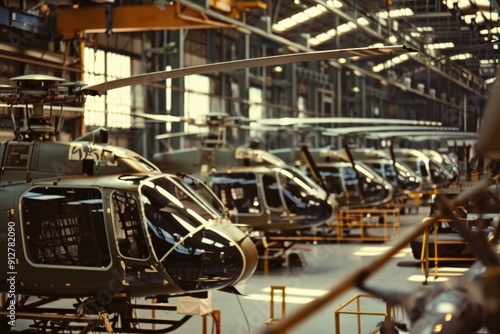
top-left (178, 174), bottom-right (228, 218)
top-left (278, 167), bottom-right (328, 200)
top-left (139, 175), bottom-right (244, 291)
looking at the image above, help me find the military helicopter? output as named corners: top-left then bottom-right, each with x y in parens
top-left (349, 147), bottom-right (422, 198)
top-left (0, 45), bottom-right (415, 333)
top-left (0, 75), bottom-right (259, 333)
top-left (137, 111), bottom-right (337, 232)
top-left (261, 120), bottom-right (453, 209)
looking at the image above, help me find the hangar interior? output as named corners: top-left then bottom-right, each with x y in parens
top-left (0, 0), bottom-right (496, 156)
top-left (1, 1), bottom-right (500, 334)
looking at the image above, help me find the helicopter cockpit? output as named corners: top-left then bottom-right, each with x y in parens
top-left (211, 165), bottom-right (336, 231)
top-left (139, 175), bottom-right (253, 291)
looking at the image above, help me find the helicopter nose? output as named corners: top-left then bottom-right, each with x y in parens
top-left (162, 222), bottom-right (257, 292)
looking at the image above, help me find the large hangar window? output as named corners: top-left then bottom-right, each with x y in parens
top-left (84, 47), bottom-right (132, 129)
top-left (21, 187), bottom-right (111, 268)
top-left (184, 74), bottom-right (210, 135)
top-left (249, 87), bottom-right (263, 138)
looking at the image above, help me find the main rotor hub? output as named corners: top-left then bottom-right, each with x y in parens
top-left (0, 75), bottom-right (86, 141)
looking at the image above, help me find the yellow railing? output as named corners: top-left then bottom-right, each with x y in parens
top-left (334, 294), bottom-right (404, 334)
top-left (420, 217), bottom-right (476, 283)
top-left (333, 208), bottom-right (401, 242)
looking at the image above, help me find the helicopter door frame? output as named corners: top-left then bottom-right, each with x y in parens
top-left (110, 190), bottom-right (151, 261)
top-left (20, 186), bottom-right (112, 269)
top-left (261, 173), bottom-right (287, 214)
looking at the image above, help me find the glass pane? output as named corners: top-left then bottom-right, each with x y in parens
top-left (22, 187), bottom-right (110, 267)
top-left (212, 173), bottom-right (261, 214)
top-left (262, 174), bottom-right (283, 209)
top-left (111, 190), bottom-right (150, 260)
top-left (185, 74), bottom-right (210, 135)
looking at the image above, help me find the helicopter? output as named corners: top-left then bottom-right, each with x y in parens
top-left (264, 70), bottom-right (500, 334)
top-left (0, 45), bottom-right (415, 333)
top-left (392, 148), bottom-right (454, 196)
top-left (0, 75), bottom-right (259, 333)
top-left (348, 147), bottom-right (422, 199)
top-left (259, 120), bottom-right (454, 210)
top-left (138, 111), bottom-right (338, 233)
top-left (270, 145), bottom-right (395, 209)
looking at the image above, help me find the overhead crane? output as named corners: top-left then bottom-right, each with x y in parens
top-left (55, 1), bottom-right (267, 39)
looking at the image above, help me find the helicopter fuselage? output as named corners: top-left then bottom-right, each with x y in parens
top-left (0, 137), bottom-right (257, 299)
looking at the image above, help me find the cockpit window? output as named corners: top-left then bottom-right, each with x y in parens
top-left (211, 173), bottom-right (262, 214)
top-left (310, 166), bottom-right (344, 195)
top-left (140, 176), bottom-right (245, 291)
top-left (22, 187), bottom-right (110, 268)
top-left (179, 174), bottom-right (227, 217)
top-left (111, 190), bottom-right (150, 260)
top-left (139, 176), bottom-right (220, 260)
top-left (280, 167), bottom-right (327, 199)
top-left (262, 174), bottom-right (283, 209)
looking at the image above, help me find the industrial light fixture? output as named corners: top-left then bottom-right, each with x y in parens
top-left (424, 42), bottom-right (455, 49)
top-left (457, 0), bottom-right (492, 11)
top-left (376, 7), bottom-right (415, 19)
top-left (272, 4), bottom-right (329, 32)
top-left (479, 26), bottom-right (500, 34)
top-left (388, 35), bottom-right (398, 44)
top-left (475, 10), bottom-right (499, 24)
top-left (450, 53), bottom-right (473, 60)
top-left (309, 21), bottom-right (368, 46)
top-left (372, 54), bottom-right (410, 73)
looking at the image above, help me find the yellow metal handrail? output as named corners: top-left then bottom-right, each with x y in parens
top-left (420, 217), bottom-right (476, 283)
top-left (334, 294), bottom-right (403, 334)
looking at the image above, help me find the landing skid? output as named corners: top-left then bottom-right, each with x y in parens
top-left (1, 295), bottom-right (192, 334)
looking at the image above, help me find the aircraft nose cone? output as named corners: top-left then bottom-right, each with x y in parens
top-left (163, 224), bottom-right (257, 292)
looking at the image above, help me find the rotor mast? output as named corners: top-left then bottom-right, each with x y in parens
top-left (0, 74), bottom-right (87, 141)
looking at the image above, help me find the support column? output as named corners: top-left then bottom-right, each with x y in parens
top-left (237, 34), bottom-right (250, 147)
top-left (169, 29), bottom-right (186, 150)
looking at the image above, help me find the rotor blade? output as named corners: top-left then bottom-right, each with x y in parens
top-left (82, 45), bottom-right (416, 93)
top-left (131, 112), bottom-right (186, 123)
top-left (321, 125), bottom-right (459, 136)
top-left (259, 117), bottom-right (441, 127)
top-left (155, 131), bottom-right (205, 140)
top-left (364, 131), bottom-right (478, 139)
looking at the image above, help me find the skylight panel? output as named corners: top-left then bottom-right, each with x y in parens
top-left (377, 7), bottom-right (414, 19)
top-left (292, 12), bottom-right (309, 23)
top-left (304, 5), bottom-right (326, 18)
top-left (450, 53), bottom-right (473, 60)
top-left (326, 0), bottom-right (343, 8)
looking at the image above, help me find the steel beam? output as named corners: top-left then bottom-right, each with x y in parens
top-left (55, 4), bottom-right (233, 39)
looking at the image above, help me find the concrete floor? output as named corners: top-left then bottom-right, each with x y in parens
top-left (168, 208), bottom-right (445, 334)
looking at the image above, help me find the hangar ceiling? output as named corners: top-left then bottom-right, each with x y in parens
top-left (260, 0), bottom-right (500, 82)
top-left (0, 0), bottom-right (497, 96)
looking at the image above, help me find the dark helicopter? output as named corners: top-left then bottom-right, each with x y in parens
top-left (152, 136), bottom-right (338, 232)
top-left (0, 45), bottom-right (415, 333)
top-left (0, 75), bottom-right (259, 333)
